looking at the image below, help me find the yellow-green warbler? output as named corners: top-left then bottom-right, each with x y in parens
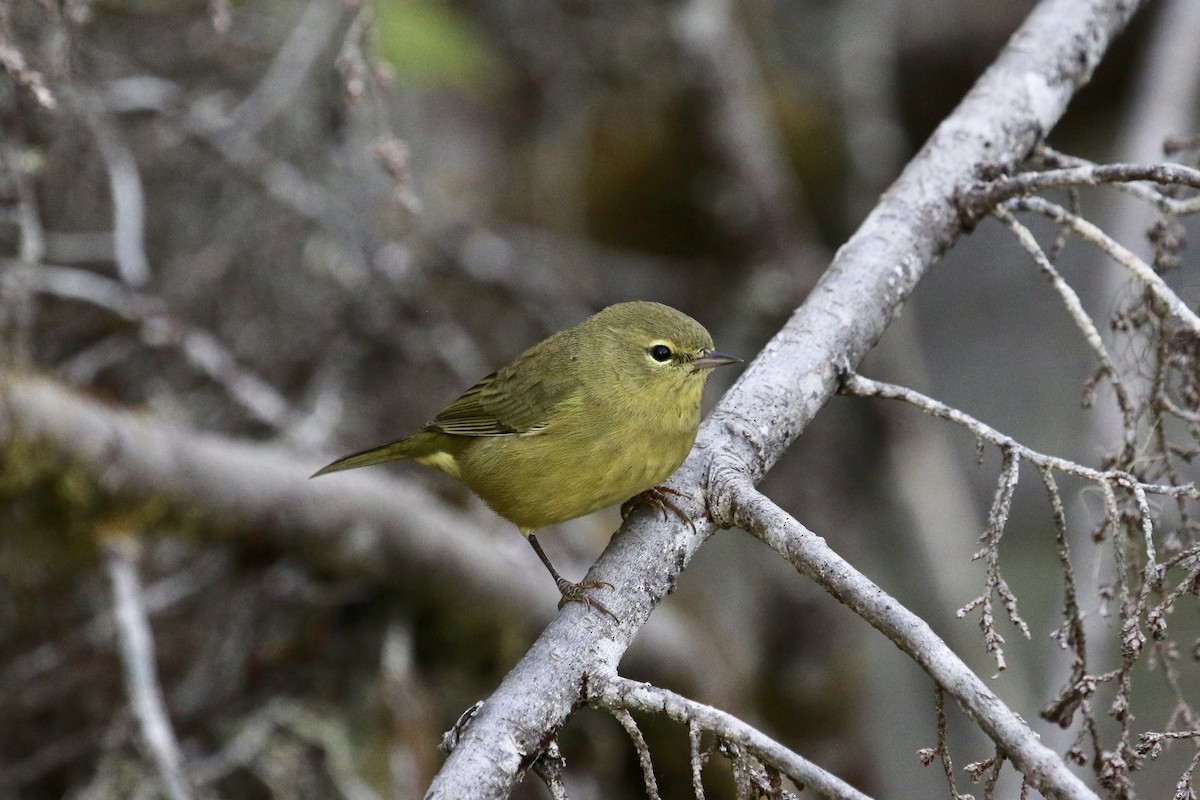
top-left (313, 301), bottom-right (739, 618)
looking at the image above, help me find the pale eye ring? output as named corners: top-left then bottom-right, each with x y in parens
top-left (649, 344), bottom-right (673, 362)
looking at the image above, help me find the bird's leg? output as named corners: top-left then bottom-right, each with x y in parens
top-left (620, 486), bottom-right (697, 534)
top-left (527, 534), bottom-right (618, 621)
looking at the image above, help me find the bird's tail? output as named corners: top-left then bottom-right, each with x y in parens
top-left (311, 434), bottom-right (433, 478)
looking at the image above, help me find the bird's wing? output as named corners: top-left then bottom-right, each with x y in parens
top-left (428, 353), bottom-right (580, 437)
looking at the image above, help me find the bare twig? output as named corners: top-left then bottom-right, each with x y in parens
top-left (439, 702), bottom-right (484, 755)
top-left (612, 709), bottom-right (661, 800)
top-left (726, 476), bottom-right (1096, 798)
top-left (24, 265), bottom-right (294, 428)
top-left (962, 162), bottom-right (1200, 220)
top-left (592, 674), bottom-right (868, 800)
top-left (1173, 748), bottom-right (1200, 800)
top-left (76, 92), bottom-right (152, 287)
top-left (991, 205), bottom-right (1135, 441)
top-left (964, 749), bottom-right (1007, 800)
top-left (840, 373), bottom-right (1198, 503)
top-left (531, 739), bottom-right (569, 800)
top-left (104, 536), bottom-right (193, 800)
top-left (689, 721), bottom-right (707, 800)
top-left (0, 43), bottom-right (57, 109)
top-left (956, 447), bottom-right (1029, 671)
top-left (844, 368), bottom-right (1195, 742)
top-left (1137, 731), bottom-right (1200, 800)
top-left (1039, 466), bottom-right (1094, 729)
top-left (1005, 195), bottom-right (1200, 333)
top-left (229, 0), bottom-right (347, 136)
top-left (916, 688), bottom-right (970, 800)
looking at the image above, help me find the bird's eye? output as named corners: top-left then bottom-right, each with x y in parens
top-left (649, 344), bottom-right (673, 362)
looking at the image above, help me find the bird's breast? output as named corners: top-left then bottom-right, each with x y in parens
top-left (454, 394), bottom-right (699, 531)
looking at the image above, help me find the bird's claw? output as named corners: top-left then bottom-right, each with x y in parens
top-left (621, 485), bottom-right (697, 534)
top-left (556, 578), bottom-right (619, 622)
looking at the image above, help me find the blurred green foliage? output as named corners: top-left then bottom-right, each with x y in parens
top-left (372, 0), bottom-right (500, 89)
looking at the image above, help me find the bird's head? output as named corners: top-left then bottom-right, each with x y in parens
top-left (584, 302), bottom-right (741, 399)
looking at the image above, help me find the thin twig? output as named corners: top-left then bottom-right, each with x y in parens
top-left (957, 446), bottom-right (1029, 670)
top-left (962, 162), bottom-right (1200, 219)
top-left (531, 739), bottom-right (570, 800)
top-left (1039, 466), bottom-right (1095, 728)
top-left (593, 674), bottom-right (868, 800)
top-left (0, 43), bottom-right (57, 109)
top-left (104, 536), bottom-right (193, 800)
top-left (991, 204), bottom-right (1136, 448)
top-left (613, 709), bottom-right (662, 800)
top-left (1005, 195), bottom-right (1200, 333)
top-left (840, 373), bottom-right (1199, 503)
top-left (1172, 748), bottom-right (1200, 800)
top-left (230, 0), bottom-right (347, 135)
top-left (25, 265), bottom-right (294, 428)
top-left (917, 687), bottom-right (971, 800)
top-left (689, 720), bottom-right (707, 800)
top-left (727, 475), bottom-right (1099, 799)
top-left (76, 91), bottom-right (152, 287)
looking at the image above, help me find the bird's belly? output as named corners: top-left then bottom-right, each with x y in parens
top-left (456, 419), bottom-right (695, 531)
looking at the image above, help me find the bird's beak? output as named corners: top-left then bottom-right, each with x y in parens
top-left (691, 348), bottom-right (742, 370)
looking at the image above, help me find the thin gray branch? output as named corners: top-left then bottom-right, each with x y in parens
top-left (24, 264), bottom-right (294, 428)
top-left (593, 674), bottom-right (868, 800)
top-left (611, 709), bottom-right (661, 800)
top-left (991, 204), bottom-right (1132, 420)
top-left (0, 43), bottom-right (57, 109)
top-left (229, 0), bottom-right (347, 136)
top-left (840, 373), bottom-right (1198, 502)
top-left (724, 479), bottom-right (1095, 799)
top-left (1005, 195), bottom-right (1200, 333)
top-left (104, 538), bottom-right (193, 800)
top-left (689, 721), bottom-right (707, 800)
top-left (76, 93), bottom-right (152, 287)
top-left (530, 740), bottom-right (569, 800)
top-left (961, 162), bottom-right (1200, 218)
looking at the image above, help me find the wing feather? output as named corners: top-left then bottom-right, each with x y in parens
top-left (427, 329), bottom-right (581, 437)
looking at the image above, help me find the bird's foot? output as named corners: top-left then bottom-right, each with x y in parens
top-left (621, 485), bottom-right (697, 534)
top-left (556, 578), bottom-right (618, 622)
